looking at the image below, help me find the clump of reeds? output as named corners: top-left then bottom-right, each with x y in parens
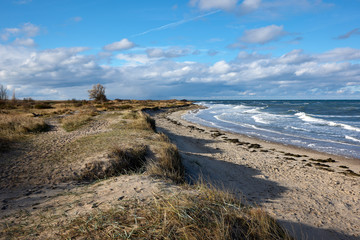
top-left (147, 142), bottom-right (185, 183)
top-left (80, 145), bottom-right (147, 180)
top-left (59, 184), bottom-right (292, 240)
top-left (127, 112), bottom-right (156, 132)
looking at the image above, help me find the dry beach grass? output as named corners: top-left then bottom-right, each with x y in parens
top-left (0, 100), bottom-right (291, 240)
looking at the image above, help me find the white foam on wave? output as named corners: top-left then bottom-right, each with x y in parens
top-left (296, 112), bottom-right (360, 132)
top-left (345, 135), bottom-right (360, 143)
top-left (252, 115), bottom-right (270, 124)
top-left (290, 126), bottom-right (311, 132)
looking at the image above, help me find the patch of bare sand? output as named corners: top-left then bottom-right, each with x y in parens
top-left (153, 110), bottom-right (360, 240)
top-left (0, 174), bottom-right (182, 239)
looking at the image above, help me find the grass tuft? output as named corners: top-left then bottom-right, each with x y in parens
top-left (59, 184), bottom-right (292, 240)
top-left (147, 143), bottom-right (185, 183)
top-left (61, 109), bottom-right (98, 132)
top-left (0, 114), bottom-right (49, 151)
top-left (80, 145), bottom-right (148, 180)
top-left (127, 112), bottom-right (156, 132)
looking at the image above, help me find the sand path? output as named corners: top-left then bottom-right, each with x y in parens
top-left (153, 110), bottom-right (360, 240)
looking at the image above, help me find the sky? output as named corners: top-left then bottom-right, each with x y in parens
top-left (0, 0), bottom-right (360, 100)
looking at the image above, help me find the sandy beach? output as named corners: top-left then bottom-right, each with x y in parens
top-left (153, 108), bottom-right (360, 240)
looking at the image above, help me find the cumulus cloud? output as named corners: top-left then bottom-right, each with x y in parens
top-left (238, 0), bottom-right (262, 14)
top-left (1, 40), bottom-right (360, 99)
top-left (1, 23), bottom-right (40, 41)
top-left (146, 47), bottom-right (191, 58)
top-left (335, 28), bottom-right (360, 40)
top-left (240, 25), bottom-right (287, 44)
top-left (318, 48), bottom-right (360, 62)
top-left (209, 61), bottom-right (231, 74)
top-left (0, 44), bottom-right (103, 90)
top-left (12, 38), bottom-right (36, 47)
top-left (190, 0), bottom-right (262, 14)
top-left (103, 38), bottom-right (135, 51)
top-left (116, 53), bottom-right (151, 65)
top-left (237, 51), bottom-right (270, 62)
top-left (190, 0), bottom-right (238, 11)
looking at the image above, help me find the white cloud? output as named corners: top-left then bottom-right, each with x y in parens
top-left (209, 61), bottom-right (231, 74)
top-left (12, 38), bottom-right (36, 47)
top-left (116, 53), bottom-right (151, 65)
top-left (240, 25), bottom-right (287, 44)
top-left (318, 48), bottom-right (360, 62)
top-left (190, 0), bottom-right (262, 13)
top-left (239, 0), bottom-right (262, 14)
top-left (237, 51), bottom-right (270, 61)
top-left (190, 0), bottom-right (238, 11)
top-left (146, 47), bottom-right (191, 58)
top-left (1, 40), bottom-right (360, 100)
top-left (1, 23), bottom-right (40, 41)
top-left (103, 38), bottom-right (135, 51)
top-left (277, 49), bottom-right (313, 64)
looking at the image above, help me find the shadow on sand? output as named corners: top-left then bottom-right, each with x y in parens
top-left (157, 124), bottom-right (359, 240)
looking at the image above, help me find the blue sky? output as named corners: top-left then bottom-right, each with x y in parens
top-left (0, 0), bottom-right (360, 100)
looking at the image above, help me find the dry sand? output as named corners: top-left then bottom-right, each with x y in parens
top-left (0, 111), bottom-right (182, 239)
top-left (153, 109), bottom-right (360, 240)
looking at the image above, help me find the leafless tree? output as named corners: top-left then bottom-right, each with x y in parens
top-left (0, 85), bottom-right (8, 100)
top-left (88, 84), bottom-right (107, 102)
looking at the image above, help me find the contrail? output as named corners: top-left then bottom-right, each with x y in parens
top-left (131, 10), bottom-right (221, 37)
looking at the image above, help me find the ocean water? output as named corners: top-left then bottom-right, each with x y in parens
top-left (183, 100), bottom-right (360, 159)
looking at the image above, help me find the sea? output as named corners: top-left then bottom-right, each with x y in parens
top-left (183, 100), bottom-right (360, 159)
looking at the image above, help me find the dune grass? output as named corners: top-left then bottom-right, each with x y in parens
top-left (80, 144), bottom-right (148, 180)
top-left (61, 108), bottom-right (99, 132)
top-left (58, 182), bottom-right (292, 240)
top-left (0, 100), bottom-right (294, 240)
top-left (147, 142), bottom-right (185, 183)
top-left (0, 113), bottom-right (49, 151)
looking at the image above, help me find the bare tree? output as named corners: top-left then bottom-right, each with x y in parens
top-left (88, 84), bottom-right (107, 102)
top-left (0, 85), bottom-right (8, 100)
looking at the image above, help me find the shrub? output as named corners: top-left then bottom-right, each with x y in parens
top-left (34, 103), bottom-right (53, 109)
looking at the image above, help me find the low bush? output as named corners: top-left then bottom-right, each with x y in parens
top-left (34, 103), bottom-right (53, 109)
